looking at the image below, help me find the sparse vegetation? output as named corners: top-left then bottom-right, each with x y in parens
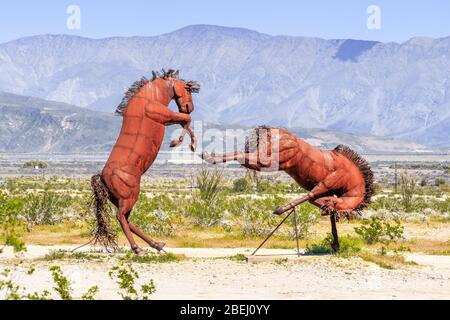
top-left (120, 251), bottom-right (185, 264)
top-left (305, 234), bottom-right (364, 257)
top-left (400, 172), bottom-right (417, 212)
top-left (229, 254), bottom-right (247, 262)
top-left (0, 262), bottom-right (159, 300)
top-left (23, 160), bottom-right (48, 169)
top-left (233, 175), bottom-right (252, 192)
top-left (359, 251), bottom-right (417, 269)
top-left (196, 167), bottom-right (224, 203)
top-left (109, 263), bottom-right (156, 300)
top-left (131, 194), bottom-right (178, 236)
top-left (0, 266), bottom-right (98, 300)
top-left (0, 165), bottom-right (448, 298)
top-left (0, 192), bottom-right (25, 252)
top-left (41, 250), bottom-right (103, 262)
top-left (187, 168), bottom-right (226, 227)
top-left (354, 216), bottom-right (404, 244)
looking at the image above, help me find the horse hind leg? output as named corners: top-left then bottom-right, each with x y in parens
top-left (201, 151), bottom-right (269, 171)
top-left (125, 212), bottom-right (166, 252)
top-left (311, 195), bottom-right (363, 253)
top-left (310, 196), bottom-right (343, 253)
top-left (116, 199), bottom-right (145, 255)
top-left (329, 213), bottom-right (340, 253)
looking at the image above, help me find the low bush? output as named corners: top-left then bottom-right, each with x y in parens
top-left (354, 216), bottom-right (404, 244)
top-left (131, 194), bottom-right (178, 236)
top-left (285, 203), bottom-right (320, 240)
top-left (0, 266), bottom-right (98, 300)
top-left (187, 197), bottom-right (225, 227)
top-left (305, 234), bottom-right (363, 256)
top-left (227, 196), bottom-right (288, 237)
top-left (109, 263), bottom-right (156, 300)
top-left (187, 168), bottom-right (225, 227)
top-left (233, 176), bottom-right (252, 193)
top-left (0, 192), bottom-right (25, 252)
top-left (20, 189), bottom-right (74, 231)
top-left (120, 251), bottom-right (184, 264)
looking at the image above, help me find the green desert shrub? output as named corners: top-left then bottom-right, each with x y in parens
top-left (354, 216), bottom-right (404, 244)
top-left (22, 160), bottom-right (48, 169)
top-left (400, 173), bottom-right (417, 212)
top-left (233, 176), bottom-right (252, 193)
top-left (131, 194), bottom-right (178, 236)
top-left (285, 203), bottom-right (320, 240)
top-left (20, 189), bottom-right (73, 231)
top-left (187, 168), bottom-right (225, 227)
top-left (196, 167), bottom-right (224, 203)
top-left (187, 196), bottom-right (226, 227)
top-left (0, 266), bottom-right (98, 300)
top-left (0, 192), bottom-right (25, 252)
top-left (305, 234), bottom-right (363, 256)
top-left (109, 263), bottom-right (156, 300)
top-left (227, 196), bottom-right (289, 237)
top-left (256, 180), bottom-right (272, 193)
top-left (368, 196), bottom-right (403, 212)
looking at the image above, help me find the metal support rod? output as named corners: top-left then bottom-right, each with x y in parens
top-left (292, 208), bottom-right (300, 257)
top-left (251, 209), bottom-right (294, 256)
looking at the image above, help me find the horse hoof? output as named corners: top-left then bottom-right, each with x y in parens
top-left (132, 247), bottom-right (146, 256)
top-left (170, 139), bottom-right (179, 148)
top-left (200, 151), bottom-right (214, 162)
top-left (190, 143), bottom-right (196, 152)
top-left (331, 243), bottom-right (340, 253)
top-left (153, 242), bottom-right (166, 252)
top-left (273, 207), bottom-right (285, 215)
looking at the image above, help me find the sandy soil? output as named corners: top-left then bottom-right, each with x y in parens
top-left (1, 245), bottom-right (449, 300)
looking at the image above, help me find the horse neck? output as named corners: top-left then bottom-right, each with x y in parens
top-left (136, 80), bottom-right (174, 106)
top-left (292, 135), bottom-right (315, 160)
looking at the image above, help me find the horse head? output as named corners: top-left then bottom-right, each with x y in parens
top-left (153, 69), bottom-right (200, 114)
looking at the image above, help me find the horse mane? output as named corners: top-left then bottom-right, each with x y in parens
top-left (115, 69), bottom-right (199, 116)
top-left (244, 125), bottom-right (272, 153)
top-left (115, 76), bottom-right (150, 115)
top-left (333, 145), bottom-right (375, 211)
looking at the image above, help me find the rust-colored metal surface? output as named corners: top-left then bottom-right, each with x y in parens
top-left (202, 127), bottom-right (374, 252)
top-left (90, 69), bottom-right (200, 255)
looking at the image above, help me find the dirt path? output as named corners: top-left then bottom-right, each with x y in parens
top-left (1, 245), bottom-right (449, 300)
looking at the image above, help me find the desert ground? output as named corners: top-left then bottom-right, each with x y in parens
top-left (1, 245), bottom-right (449, 300)
top-left (0, 153), bottom-right (449, 300)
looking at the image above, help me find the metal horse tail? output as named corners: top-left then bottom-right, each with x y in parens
top-left (90, 174), bottom-right (118, 251)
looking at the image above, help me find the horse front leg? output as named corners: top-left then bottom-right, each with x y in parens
top-left (272, 179), bottom-right (333, 215)
top-left (166, 113), bottom-right (196, 152)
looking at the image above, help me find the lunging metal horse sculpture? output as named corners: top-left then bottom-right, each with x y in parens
top-left (201, 127), bottom-right (374, 252)
top-left (90, 69), bottom-right (200, 255)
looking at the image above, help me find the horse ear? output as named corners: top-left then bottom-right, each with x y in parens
top-left (174, 70), bottom-right (179, 79)
top-left (187, 81), bottom-right (201, 93)
top-left (152, 70), bottom-right (158, 80)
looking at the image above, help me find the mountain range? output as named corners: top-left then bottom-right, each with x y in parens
top-left (0, 91), bottom-right (432, 153)
top-left (0, 24), bottom-right (449, 148)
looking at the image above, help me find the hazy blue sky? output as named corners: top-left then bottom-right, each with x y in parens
top-left (0, 0), bottom-right (449, 43)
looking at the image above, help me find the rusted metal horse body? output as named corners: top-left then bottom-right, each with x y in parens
top-left (202, 127), bottom-right (374, 252)
top-left (91, 69), bottom-right (200, 255)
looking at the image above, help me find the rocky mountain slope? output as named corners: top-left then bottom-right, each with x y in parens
top-left (0, 25), bottom-right (448, 147)
top-left (0, 92), bottom-right (432, 153)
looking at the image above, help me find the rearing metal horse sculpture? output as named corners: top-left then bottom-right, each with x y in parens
top-left (201, 127), bottom-right (374, 252)
top-left (90, 69), bottom-right (200, 255)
